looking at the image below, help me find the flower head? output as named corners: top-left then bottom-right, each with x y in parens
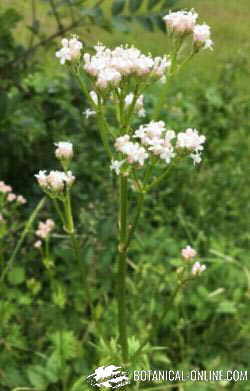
top-left (84, 108), bottom-right (96, 118)
top-left (0, 181), bottom-right (12, 194)
top-left (192, 261), bottom-right (206, 276)
top-left (35, 170), bottom-right (75, 192)
top-left (193, 24), bottom-right (213, 50)
top-left (17, 195), bottom-right (27, 204)
top-left (177, 128), bottom-right (205, 164)
top-left (55, 142), bottom-right (73, 160)
top-left (163, 9), bottom-right (198, 34)
top-left (181, 245), bottom-right (197, 260)
top-left (114, 135), bottom-right (148, 166)
top-left (110, 160), bottom-right (125, 175)
top-left (56, 35), bottom-right (83, 64)
top-left (36, 219), bottom-right (55, 239)
top-left (125, 93), bottom-right (145, 118)
top-left (34, 240), bottom-right (42, 249)
top-left (83, 43), bottom-right (170, 89)
top-left (7, 193), bottom-right (16, 202)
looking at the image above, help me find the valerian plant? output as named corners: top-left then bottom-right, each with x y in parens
top-left (35, 9), bottom-right (212, 367)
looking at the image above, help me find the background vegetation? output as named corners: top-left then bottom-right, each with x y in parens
top-left (0, 0), bottom-right (249, 390)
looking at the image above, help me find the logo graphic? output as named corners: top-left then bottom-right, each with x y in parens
top-left (87, 365), bottom-right (130, 389)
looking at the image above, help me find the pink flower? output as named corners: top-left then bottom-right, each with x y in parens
top-left (36, 219), bottom-right (55, 239)
top-left (181, 245), bottom-right (197, 260)
top-left (193, 24), bottom-right (213, 50)
top-left (34, 240), bottom-right (42, 249)
top-left (17, 195), bottom-right (27, 204)
top-left (0, 181), bottom-right (12, 193)
top-left (192, 261), bottom-right (206, 276)
top-left (55, 142), bottom-right (73, 160)
top-left (163, 10), bottom-right (198, 34)
top-left (7, 193), bottom-right (16, 202)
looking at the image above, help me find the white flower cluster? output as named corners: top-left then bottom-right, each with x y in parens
top-left (112, 122), bottom-right (205, 174)
top-left (0, 181), bottom-right (27, 204)
top-left (115, 135), bottom-right (149, 167)
top-left (55, 142), bottom-right (73, 160)
top-left (163, 9), bottom-right (213, 50)
top-left (192, 261), bottom-right (206, 276)
top-left (176, 128), bottom-right (206, 164)
top-left (181, 245), bottom-right (206, 276)
top-left (125, 93), bottom-right (145, 118)
top-left (163, 9), bottom-right (198, 34)
top-left (56, 35), bottom-right (83, 64)
top-left (0, 181), bottom-right (12, 194)
top-left (134, 121), bottom-right (176, 164)
top-left (83, 43), bottom-right (171, 89)
top-left (35, 170), bottom-right (75, 192)
top-left (193, 24), bottom-right (213, 50)
top-left (181, 245), bottom-right (197, 260)
top-left (36, 219), bottom-right (55, 240)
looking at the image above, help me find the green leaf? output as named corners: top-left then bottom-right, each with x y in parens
top-left (147, 0), bottom-right (161, 10)
top-left (112, 0), bottom-right (126, 15)
top-left (112, 15), bottom-right (131, 33)
top-left (129, 0), bottom-right (143, 12)
top-left (137, 15), bottom-right (155, 31)
top-left (27, 365), bottom-right (48, 389)
top-left (216, 301), bottom-right (237, 314)
top-left (7, 266), bottom-right (25, 285)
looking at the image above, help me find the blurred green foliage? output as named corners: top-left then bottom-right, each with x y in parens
top-left (0, 1), bottom-right (250, 390)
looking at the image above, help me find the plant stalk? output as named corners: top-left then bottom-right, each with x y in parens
top-left (117, 175), bottom-right (129, 363)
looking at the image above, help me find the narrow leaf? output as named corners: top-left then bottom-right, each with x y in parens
top-left (112, 0), bottom-right (126, 15)
top-left (129, 0), bottom-right (143, 12)
top-left (147, 0), bottom-right (161, 10)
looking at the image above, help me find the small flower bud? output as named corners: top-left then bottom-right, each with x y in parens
top-left (55, 142), bottom-right (73, 160)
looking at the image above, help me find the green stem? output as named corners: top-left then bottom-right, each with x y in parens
top-left (146, 166), bottom-right (171, 192)
top-left (96, 108), bottom-right (113, 160)
top-left (63, 189), bottom-right (74, 234)
top-left (117, 175), bottom-right (129, 363)
top-left (125, 192), bottom-right (144, 251)
top-left (0, 197), bottom-right (46, 284)
top-left (52, 198), bottom-right (66, 226)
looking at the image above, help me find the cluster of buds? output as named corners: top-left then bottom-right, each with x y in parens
top-left (55, 35), bottom-right (83, 64)
top-left (0, 181), bottom-right (12, 194)
top-left (35, 141), bottom-right (75, 196)
top-left (125, 93), bottom-right (145, 118)
top-left (0, 180), bottom-right (27, 204)
top-left (55, 141), bottom-right (74, 170)
top-left (163, 9), bottom-right (213, 50)
top-left (111, 121), bottom-right (206, 175)
top-left (181, 245), bottom-right (206, 276)
top-left (35, 170), bottom-right (75, 193)
top-left (34, 219), bottom-right (55, 249)
top-left (82, 43), bottom-right (171, 89)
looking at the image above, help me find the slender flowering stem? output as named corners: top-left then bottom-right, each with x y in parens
top-left (125, 191), bottom-right (144, 251)
top-left (0, 197), bottom-right (46, 284)
top-left (146, 165), bottom-right (172, 192)
top-left (117, 175), bottom-right (129, 363)
top-left (53, 198), bottom-right (66, 226)
top-left (96, 107), bottom-right (113, 160)
top-left (63, 189), bottom-right (74, 234)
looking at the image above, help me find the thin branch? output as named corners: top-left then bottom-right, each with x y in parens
top-left (48, 0), bottom-right (64, 33)
top-left (8, 17), bottom-right (85, 66)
